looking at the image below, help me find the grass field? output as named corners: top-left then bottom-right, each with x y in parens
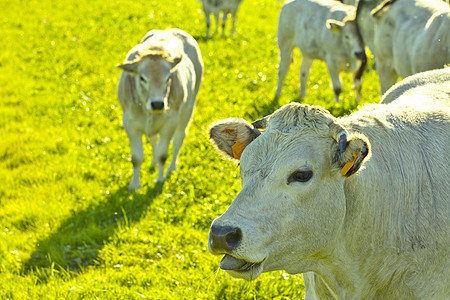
top-left (0, 0), bottom-right (381, 298)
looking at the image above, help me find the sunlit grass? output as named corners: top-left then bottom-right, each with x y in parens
top-left (0, 0), bottom-right (381, 298)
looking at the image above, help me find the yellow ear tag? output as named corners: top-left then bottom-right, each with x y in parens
top-left (232, 141), bottom-right (246, 160)
top-left (340, 153), bottom-right (358, 176)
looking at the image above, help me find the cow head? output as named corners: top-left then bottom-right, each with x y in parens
top-left (208, 103), bottom-right (371, 280)
top-left (118, 49), bottom-right (182, 112)
top-left (326, 17), bottom-right (366, 62)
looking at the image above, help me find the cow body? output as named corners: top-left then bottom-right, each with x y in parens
top-left (117, 28), bottom-right (203, 191)
top-left (276, 0), bottom-right (367, 102)
top-left (347, 0), bottom-right (450, 93)
top-left (201, 0), bottom-right (243, 38)
top-left (208, 69), bottom-right (450, 298)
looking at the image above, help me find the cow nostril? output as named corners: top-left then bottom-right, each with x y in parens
top-left (225, 228), bottom-right (242, 248)
top-left (151, 101), bottom-right (164, 110)
top-left (210, 224), bottom-right (242, 253)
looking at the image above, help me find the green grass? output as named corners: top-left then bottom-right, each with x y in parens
top-left (0, 0), bottom-right (381, 298)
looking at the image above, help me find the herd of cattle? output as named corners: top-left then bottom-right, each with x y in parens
top-left (116, 0), bottom-right (449, 298)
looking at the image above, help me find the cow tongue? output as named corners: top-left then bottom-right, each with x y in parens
top-left (220, 254), bottom-right (247, 270)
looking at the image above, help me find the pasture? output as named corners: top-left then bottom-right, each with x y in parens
top-left (0, 0), bottom-right (380, 298)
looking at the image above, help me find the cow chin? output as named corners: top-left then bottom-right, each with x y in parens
top-left (220, 254), bottom-right (265, 281)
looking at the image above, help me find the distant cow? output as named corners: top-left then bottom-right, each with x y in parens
top-left (200, 0), bottom-right (243, 38)
top-left (117, 28), bottom-right (203, 192)
top-left (344, 0), bottom-right (450, 94)
top-left (276, 0), bottom-right (367, 102)
top-left (207, 69), bottom-right (450, 297)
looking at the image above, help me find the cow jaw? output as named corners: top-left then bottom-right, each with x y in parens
top-left (220, 254), bottom-right (265, 280)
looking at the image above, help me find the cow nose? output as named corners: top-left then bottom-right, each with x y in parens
top-left (209, 223), bottom-right (242, 253)
top-left (354, 50), bottom-right (366, 60)
top-left (151, 101), bottom-right (164, 111)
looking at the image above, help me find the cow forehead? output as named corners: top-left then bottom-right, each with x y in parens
top-left (240, 130), bottom-right (328, 177)
top-left (138, 56), bottom-right (171, 79)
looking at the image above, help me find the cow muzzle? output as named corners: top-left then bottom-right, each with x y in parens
top-left (146, 99), bottom-right (166, 112)
top-left (208, 223), bottom-right (242, 254)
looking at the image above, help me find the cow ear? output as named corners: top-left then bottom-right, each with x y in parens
top-left (117, 60), bottom-right (139, 74)
top-left (333, 133), bottom-right (371, 178)
top-left (168, 55), bottom-right (182, 70)
top-left (326, 19), bottom-right (345, 33)
top-left (209, 118), bottom-right (261, 161)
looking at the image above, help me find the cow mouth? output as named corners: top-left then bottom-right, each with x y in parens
top-left (220, 254), bottom-right (264, 280)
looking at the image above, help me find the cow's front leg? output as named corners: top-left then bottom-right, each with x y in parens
top-left (299, 56), bottom-right (314, 99)
top-left (125, 125), bottom-right (143, 192)
top-left (376, 61), bottom-right (398, 95)
top-left (166, 129), bottom-right (186, 178)
top-left (147, 134), bottom-right (159, 170)
top-left (351, 73), bottom-right (362, 103)
top-left (275, 45), bottom-right (293, 98)
top-left (325, 58), bottom-right (342, 103)
top-left (154, 134), bottom-right (172, 183)
top-left (231, 10), bottom-right (238, 36)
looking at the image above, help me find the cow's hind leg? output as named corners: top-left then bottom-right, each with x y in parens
top-left (125, 125), bottom-right (143, 192)
top-left (377, 61), bottom-right (398, 94)
top-left (299, 56), bottom-right (313, 99)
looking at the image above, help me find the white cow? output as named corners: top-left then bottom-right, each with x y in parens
top-left (117, 28), bottom-right (203, 192)
top-left (200, 0), bottom-right (243, 38)
top-left (276, 0), bottom-right (367, 103)
top-left (345, 0), bottom-right (450, 94)
top-left (207, 70), bottom-right (450, 298)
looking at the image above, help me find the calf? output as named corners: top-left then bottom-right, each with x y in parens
top-left (276, 0), bottom-right (367, 102)
top-left (200, 0), bottom-right (243, 38)
top-left (117, 29), bottom-right (203, 191)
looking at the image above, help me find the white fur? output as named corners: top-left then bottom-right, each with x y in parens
top-left (276, 0), bottom-right (366, 102)
top-left (117, 29), bottom-right (203, 191)
top-left (208, 70), bottom-right (450, 298)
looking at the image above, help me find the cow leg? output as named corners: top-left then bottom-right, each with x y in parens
top-left (214, 12), bottom-right (220, 35)
top-left (275, 46), bottom-right (293, 98)
top-left (125, 125), bottom-right (143, 192)
top-left (377, 62), bottom-right (398, 95)
top-left (166, 129), bottom-right (186, 178)
top-left (204, 11), bottom-right (211, 38)
top-left (351, 74), bottom-right (362, 103)
top-left (231, 10), bottom-right (238, 36)
top-left (153, 127), bottom-right (175, 183)
top-left (325, 59), bottom-right (342, 103)
top-left (222, 12), bottom-right (228, 37)
top-left (147, 134), bottom-right (159, 169)
top-left (299, 56), bottom-right (313, 99)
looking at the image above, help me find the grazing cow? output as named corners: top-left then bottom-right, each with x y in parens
top-left (276, 0), bottom-right (367, 103)
top-left (200, 0), bottom-right (243, 38)
top-left (207, 72), bottom-right (450, 297)
top-left (344, 0), bottom-right (450, 94)
top-left (117, 28), bottom-right (203, 192)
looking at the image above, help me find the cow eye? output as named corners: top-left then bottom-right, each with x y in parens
top-left (139, 75), bottom-right (146, 82)
top-left (288, 170), bottom-right (313, 184)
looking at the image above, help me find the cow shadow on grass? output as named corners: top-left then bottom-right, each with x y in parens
top-left (22, 183), bottom-right (163, 280)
